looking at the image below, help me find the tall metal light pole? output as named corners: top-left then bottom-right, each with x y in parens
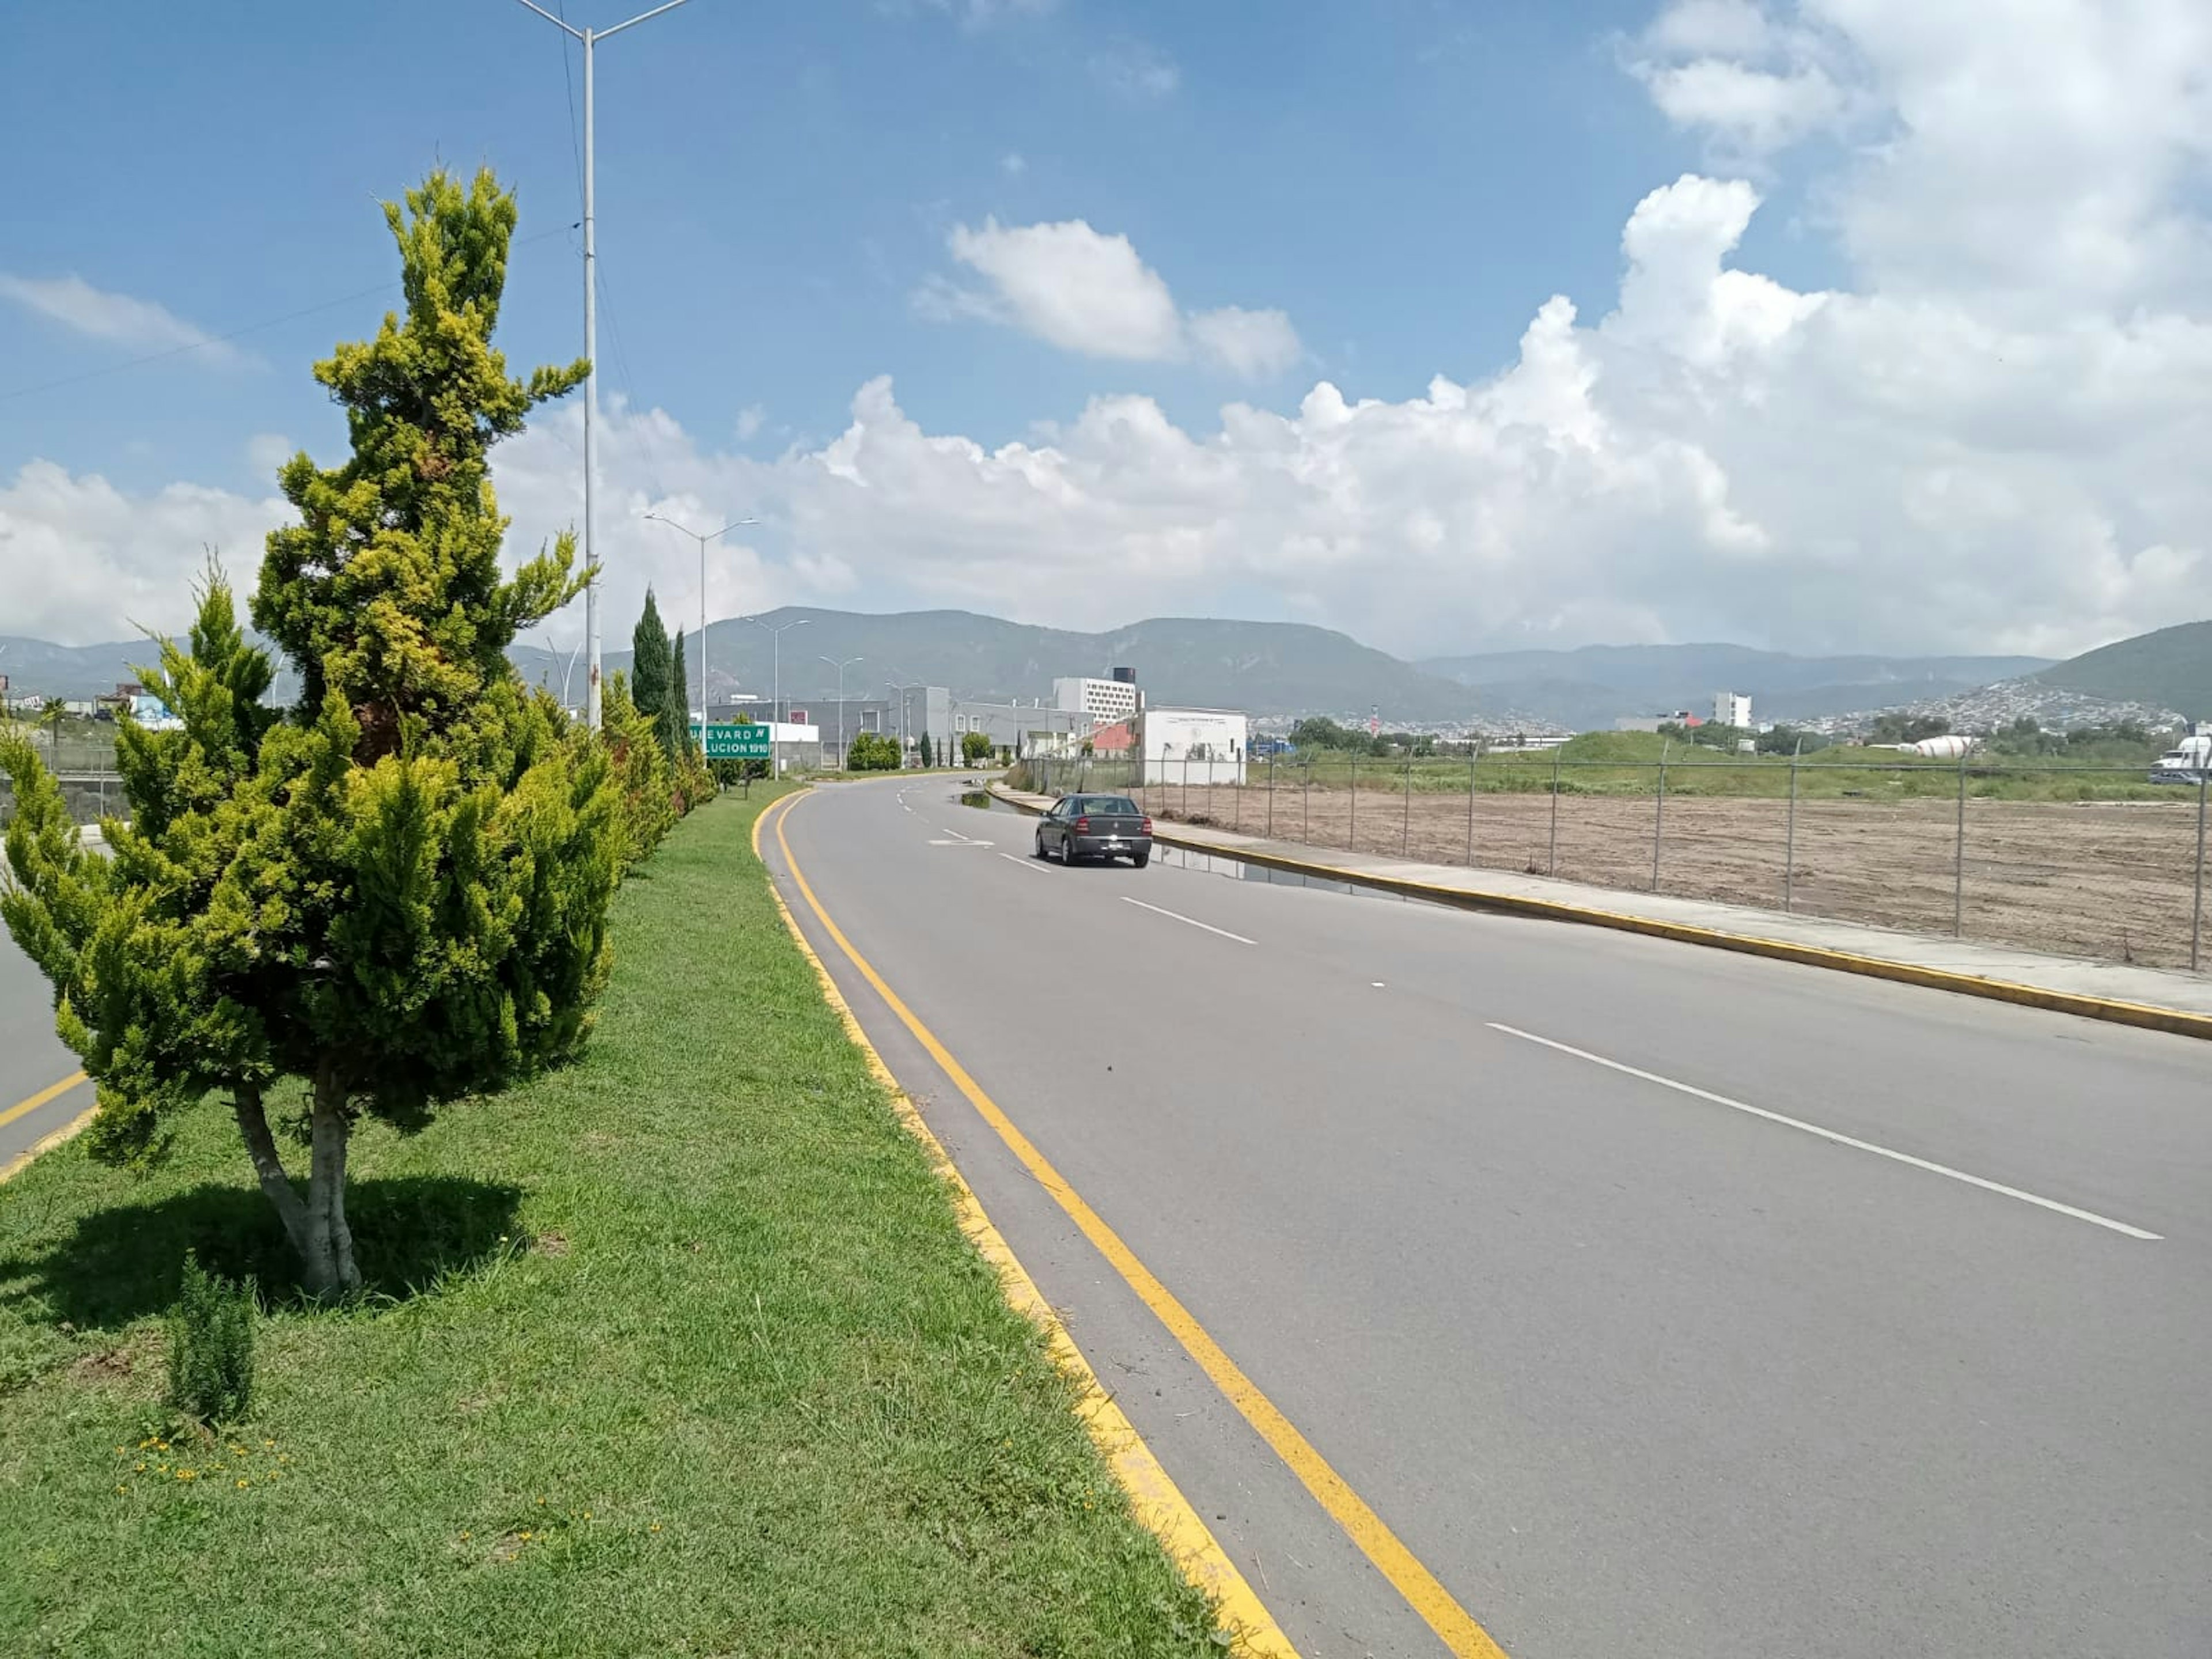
top-left (883, 669), bottom-right (921, 764)
top-left (643, 512), bottom-right (755, 759)
top-left (744, 616), bottom-right (808, 774)
top-left (513, 0), bottom-right (692, 731)
top-left (819, 654), bottom-right (863, 769)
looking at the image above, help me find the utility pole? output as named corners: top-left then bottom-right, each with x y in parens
top-left (512, 0), bottom-right (692, 730)
top-left (820, 655), bottom-right (863, 769)
top-left (644, 512), bottom-right (754, 760)
top-left (744, 615), bottom-right (808, 774)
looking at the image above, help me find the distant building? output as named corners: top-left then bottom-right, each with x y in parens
top-left (1085, 719), bottom-right (1135, 755)
top-left (1054, 673), bottom-right (1140, 727)
top-left (1714, 691), bottom-right (1752, 730)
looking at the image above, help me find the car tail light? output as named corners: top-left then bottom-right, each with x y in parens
top-left (1141, 816), bottom-right (1153, 832)
top-left (1075, 816), bottom-right (1091, 832)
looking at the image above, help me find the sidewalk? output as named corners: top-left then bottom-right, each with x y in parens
top-left (990, 783), bottom-right (2212, 1039)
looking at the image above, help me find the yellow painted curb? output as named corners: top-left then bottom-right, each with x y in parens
top-left (0, 1100), bottom-right (97, 1185)
top-left (751, 792), bottom-right (1301, 1658)
top-left (991, 784), bottom-right (2212, 1042)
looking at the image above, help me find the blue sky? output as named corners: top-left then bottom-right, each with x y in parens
top-left (3, 1), bottom-right (2207, 661)
top-left (5, 1), bottom-right (1743, 480)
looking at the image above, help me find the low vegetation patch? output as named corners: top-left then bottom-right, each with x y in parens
top-left (0, 791), bottom-right (1221, 1657)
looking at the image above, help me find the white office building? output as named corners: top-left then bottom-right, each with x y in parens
top-left (1714, 691), bottom-right (1752, 730)
top-left (1054, 673), bottom-right (1141, 727)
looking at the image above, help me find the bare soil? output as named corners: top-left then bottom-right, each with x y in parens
top-left (1134, 777), bottom-right (2209, 972)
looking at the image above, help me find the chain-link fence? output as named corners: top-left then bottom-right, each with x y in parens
top-left (0, 729), bottom-right (125, 827)
top-left (1015, 750), bottom-right (2212, 973)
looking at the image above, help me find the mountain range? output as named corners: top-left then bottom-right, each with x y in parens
top-left (6, 608), bottom-right (2205, 729)
top-left (1415, 644), bottom-right (2056, 729)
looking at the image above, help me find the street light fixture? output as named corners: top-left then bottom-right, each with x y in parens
top-left (881, 665), bottom-right (921, 763)
top-left (511, 0), bottom-right (694, 732)
top-left (743, 615), bottom-right (809, 774)
top-left (643, 512), bottom-right (756, 760)
top-left (818, 654), bottom-right (863, 769)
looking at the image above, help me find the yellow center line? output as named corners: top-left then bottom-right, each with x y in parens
top-left (769, 792), bottom-right (1510, 1659)
top-left (0, 1070), bottom-right (89, 1132)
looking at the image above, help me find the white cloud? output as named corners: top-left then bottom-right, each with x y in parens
top-left (1000, 151), bottom-right (1027, 176)
top-left (734, 405), bottom-right (767, 442)
top-left (933, 217), bottom-right (1305, 378)
top-left (0, 273), bottom-right (238, 364)
top-left (1090, 40), bottom-right (1180, 100)
top-left (1628, 0), bottom-right (2212, 312)
top-left (1637, 58), bottom-right (1849, 153)
top-left (1187, 306), bottom-right (1304, 378)
top-left (944, 217), bottom-right (1185, 360)
top-left (0, 461), bottom-right (287, 645)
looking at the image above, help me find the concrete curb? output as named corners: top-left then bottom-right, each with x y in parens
top-left (753, 792), bottom-right (1298, 1657)
top-left (990, 782), bottom-right (2212, 1044)
top-left (0, 1103), bottom-right (97, 1185)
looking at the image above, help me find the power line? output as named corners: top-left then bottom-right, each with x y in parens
top-left (0, 222), bottom-right (578, 404)
top-left (593, 263), bottom-right (673, 501)
top-left (554, 1), bottom-right (586, 218)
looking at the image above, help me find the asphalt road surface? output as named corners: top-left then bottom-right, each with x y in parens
top-left (1, 926), bottom-right (90, 1169)
top-left (764, 776), bottom-right (2212, 1659)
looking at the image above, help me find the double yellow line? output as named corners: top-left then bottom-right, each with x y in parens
top-left (762, 791), bottom-right (1509, 1659)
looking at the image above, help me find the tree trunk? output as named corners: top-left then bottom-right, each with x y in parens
top-left (233, 1082), bottom-right (313, 1266)
top-left (302, 1063), bottom-right (359, 1300)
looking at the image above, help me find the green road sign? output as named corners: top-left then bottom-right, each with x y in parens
top-left (693, 722), bottom-right (774, 759)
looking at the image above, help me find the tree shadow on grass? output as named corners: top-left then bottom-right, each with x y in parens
top-left (1, 1175), bottom-right (525, 1332)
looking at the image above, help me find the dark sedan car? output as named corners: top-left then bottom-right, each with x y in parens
top-left (1035, 794), bottom-right (1153, 866)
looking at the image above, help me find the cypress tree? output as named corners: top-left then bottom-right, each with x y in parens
top-left (665, 627), bottom-right (692, 762)
top-left (1, 169), bottom-right (622, 1299)
top-left (631, 589), bottom-right (673, 745)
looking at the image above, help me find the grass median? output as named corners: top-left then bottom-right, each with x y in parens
top-left (0, 787), bottom-right (1223, 1657)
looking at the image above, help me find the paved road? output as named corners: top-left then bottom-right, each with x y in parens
top-left (766, 777), bottom-right (2212, 1659)
top-left (1, 926), bottom-right (91, 1169)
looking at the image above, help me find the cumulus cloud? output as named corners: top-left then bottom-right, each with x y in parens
top-left (944, 218), bottom-right (1184, 359)
top-left (0, 461), bottom-right (287, 644)
top-left (0, 272), bottom-right (240, 365)
top-left (931, 217), bottom-right (1304, 377)
top-left (1628, 0), bottom-right (2212, 312)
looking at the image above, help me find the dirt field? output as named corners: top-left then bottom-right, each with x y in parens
top-left (1128, 777), bottom-right (2211, 972)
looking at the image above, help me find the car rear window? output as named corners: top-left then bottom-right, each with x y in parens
top-left (1077, 796), bottom-right (1140, 816)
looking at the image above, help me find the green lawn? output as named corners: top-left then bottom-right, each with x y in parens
top-left (0, 789), bottom-right (1222, 1657)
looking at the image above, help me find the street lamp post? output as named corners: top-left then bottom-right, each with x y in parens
top-left (744, 616), bottom-right (808, 774)
top-left (512, 0), bottom-right (692, 732)
top-left (819, 655), bottom-right (863, 769)
top-left (643, 512), bottom-right (755, 760)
